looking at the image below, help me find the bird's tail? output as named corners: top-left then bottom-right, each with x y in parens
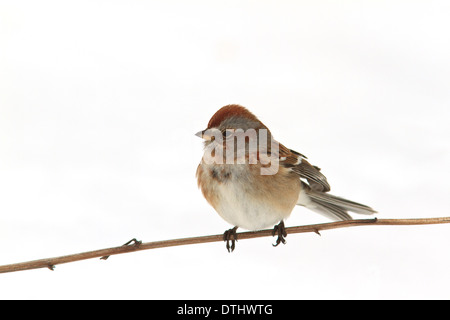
top-left (297, 184), bottom-right (376, 221)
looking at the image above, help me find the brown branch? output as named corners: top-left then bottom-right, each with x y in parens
top-left (1, 217), bottom-right (450, 274)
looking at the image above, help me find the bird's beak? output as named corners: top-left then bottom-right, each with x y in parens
top-left (195, 129), bottom-right (213, 141)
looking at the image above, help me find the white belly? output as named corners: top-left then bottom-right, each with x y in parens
top-left (214, 180), bottom-right (290, 230)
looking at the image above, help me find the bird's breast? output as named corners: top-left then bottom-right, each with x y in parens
top-left (197, 162), bottom-right (300, 230)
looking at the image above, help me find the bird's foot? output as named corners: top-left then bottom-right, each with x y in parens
top-left (223, 226), bottom-right (238, 252)
top-left (272, 221), bottom-right (287, 247)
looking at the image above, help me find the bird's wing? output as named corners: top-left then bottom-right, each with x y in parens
top-left (278, 144), bottom-right (331, 192)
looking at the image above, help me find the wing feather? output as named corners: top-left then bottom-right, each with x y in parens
top-left (279, 144), bottom-right (331, 192)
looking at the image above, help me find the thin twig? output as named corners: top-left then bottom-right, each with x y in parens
top-left (1, 217), bottom-right (449, 274)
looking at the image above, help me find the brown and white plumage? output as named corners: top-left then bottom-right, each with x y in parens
top-left (277, 144), bottom-right (376, 221)
top-left (196, 104), bottom-right (376, 249)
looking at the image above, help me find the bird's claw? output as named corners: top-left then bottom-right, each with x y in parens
top-left (272, 221), bottom-right (287, 247)
top-left (223, 227), bottom-right (238, 252)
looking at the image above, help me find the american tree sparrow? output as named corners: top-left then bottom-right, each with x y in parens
top-left (196, 104), bottom-right (376, 252)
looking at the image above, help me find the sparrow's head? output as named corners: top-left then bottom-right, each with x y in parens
top-left (195, 104), bottom-right (269, 143)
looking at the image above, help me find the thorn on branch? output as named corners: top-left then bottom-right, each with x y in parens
top-left (47, 264), bottom-right (55, 271)
top-left (100, 238), bottom-right (142, 260)
top-left (122, 238), bottom-right (142, 247)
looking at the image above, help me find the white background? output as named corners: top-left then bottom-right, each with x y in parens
top-left (1, 0), bottom-right (449, 299)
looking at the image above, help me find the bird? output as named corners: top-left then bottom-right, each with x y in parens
top-left (196, 104), bottom-right (376, 252)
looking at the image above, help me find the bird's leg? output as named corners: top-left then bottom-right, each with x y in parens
top-left (223, 226), bottom-right (238, 252)
top-left (272, 220), bottom-right (287, 247)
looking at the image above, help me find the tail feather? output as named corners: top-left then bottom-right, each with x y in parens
top-left (297, 185), bottom-right (376, 221)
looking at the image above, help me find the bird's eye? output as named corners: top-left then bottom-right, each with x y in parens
top-left (222, 129), bottom-right (233, 139)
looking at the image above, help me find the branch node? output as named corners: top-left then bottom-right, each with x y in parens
top-left (47, 264), bottom-right (55, 271)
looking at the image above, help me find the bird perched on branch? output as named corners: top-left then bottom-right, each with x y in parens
top-left (196, 104), bottom-right (376, 252)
